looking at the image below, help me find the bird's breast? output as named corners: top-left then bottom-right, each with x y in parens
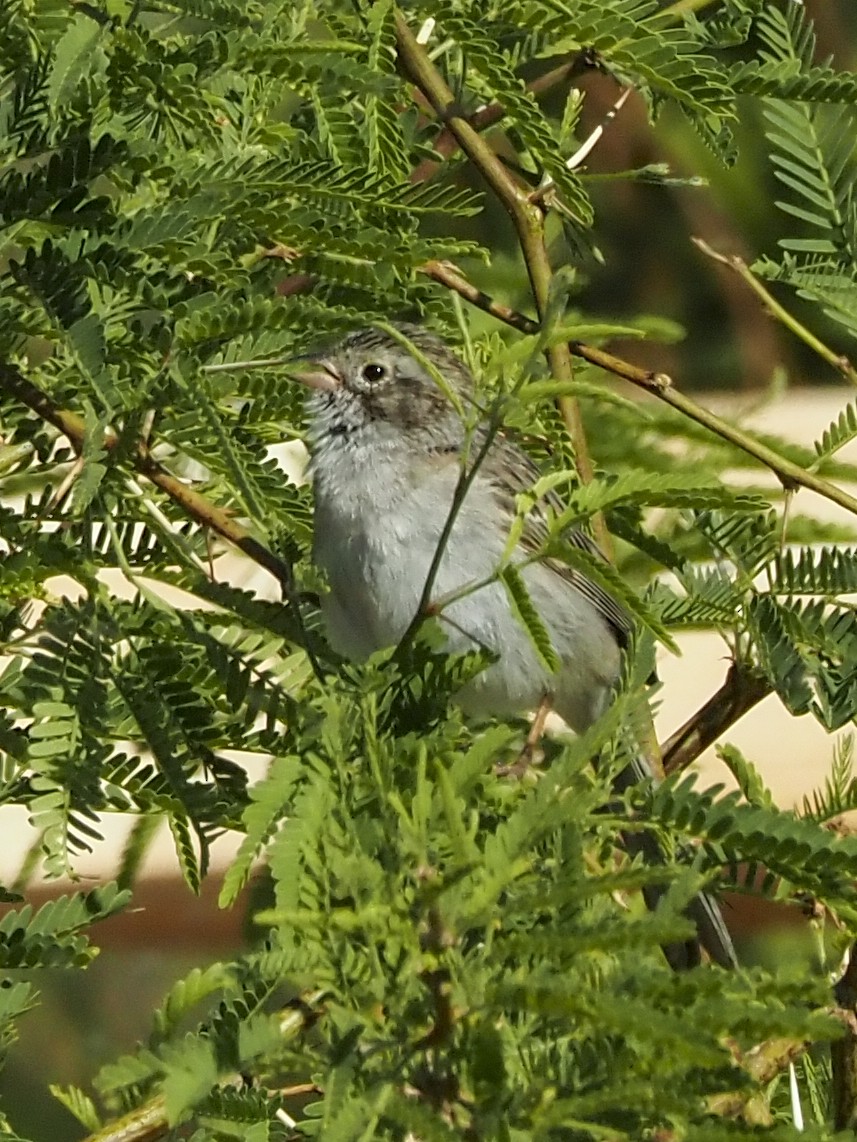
top-left (311, 444), bottom-right (469, 653)
top-left (309, 442), bottom-right (622, 731)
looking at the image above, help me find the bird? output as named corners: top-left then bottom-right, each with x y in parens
top-left (290, 322), bottom-right (737, 970)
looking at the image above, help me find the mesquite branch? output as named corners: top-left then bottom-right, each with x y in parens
top-left (78, 996), bottom-right (326, 1142)
top-left (394, 12), bottom-right (596, 501)
top-left (661, 664), bottom-right (772, 776)
top-left (0, 363), bottom-right (329, 681)
top-left (0, 365), bottom-right (296, 590)
top-left (419, 261), bottom-right (857, 519)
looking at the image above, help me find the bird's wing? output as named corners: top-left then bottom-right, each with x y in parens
top-left (477, 434), bottom-right (736, 970)
top-left (481, 432), bottom-right (633, 647)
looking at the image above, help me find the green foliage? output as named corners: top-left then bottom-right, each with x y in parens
top-left (0, 883), bottom-right (130, 970)
top-left (2, 0), bottom-right (857, 1139)
top-left (750, 3), bottom-right (857, 339)
top-left (82, 653), bottom-right (848, 1138)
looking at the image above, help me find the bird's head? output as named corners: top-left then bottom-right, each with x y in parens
top-left (290, 323), bottom-right (475, 449)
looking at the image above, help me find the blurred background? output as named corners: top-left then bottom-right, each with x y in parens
top-left (462, 0), bottom-right (857, 393)
top-left (2, 1), bottom-right (857, 1136)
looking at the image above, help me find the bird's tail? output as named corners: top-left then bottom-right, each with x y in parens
top-left (627, 827), bottom-right (738, 970)
top-left (616, 756), bottom-right (738, 971)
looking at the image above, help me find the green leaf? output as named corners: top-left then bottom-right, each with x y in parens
top-left (499, 563), bottom-right (561, 673)
top-left (47, 13), bottom-right (105, 110)
top-left (49, 1085), bottom-right (102, 1133)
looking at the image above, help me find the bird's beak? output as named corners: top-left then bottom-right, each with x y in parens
top-left (287, 356), bottom-right (342, 392)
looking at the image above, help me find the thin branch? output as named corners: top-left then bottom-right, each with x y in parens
top-left (394, 8), bottom-right (599, 537)
top-left (833, 945), bottom-right (857, 1130)
top-left (420, 260), bottom-right (539, 334)
top-left (530, 86), bottom-right (632, 203)
top-left (634, 370), bottom-right (857, 516)
top-left (397, 413), bottom-right (503, 651)
top-left (79, 995), bottom-right (327, 1142)
top-left (662, 663), bottom-right (772, 775)
top-left (420, 261), bottom-right (857, 519)
top-left (693, 238), bottom-right (857, 388)
top-left (201, 356), bottom-right (295, 374)
top-left (0, 364), bottom-right (324, 671)
top-left (82, 1096), bottom-right (169, 1142)
top-left (416, 905), bottom-right (456, 1048)
top-left (408, 55), bottom-right (597, 185)
top-left (706, 1037), bottom-right (809, 1122)
top-left (394, 12), bottom-right (533, 221)
top-left (48, 453), bottom-right (85, 509)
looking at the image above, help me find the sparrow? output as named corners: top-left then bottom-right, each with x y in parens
top-left (291, 323), bottom-right (737, 970)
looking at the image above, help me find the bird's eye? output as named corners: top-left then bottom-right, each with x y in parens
top-left (361, 362), bottom-right (387, 384)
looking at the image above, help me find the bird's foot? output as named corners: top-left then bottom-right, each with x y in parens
top-left (495, 693), bottom-right (552, 779)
